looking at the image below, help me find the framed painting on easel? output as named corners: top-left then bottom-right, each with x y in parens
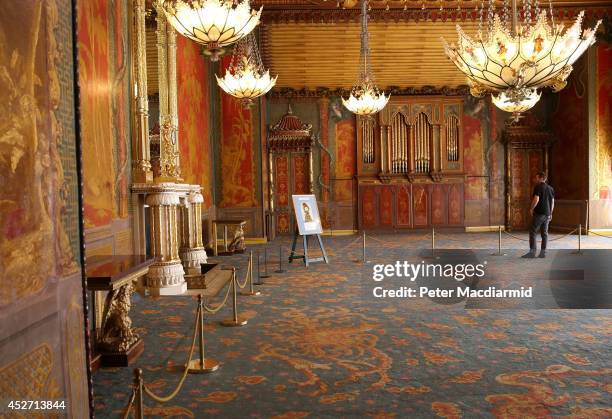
top-left (290, 195), bottom-right (328, 266)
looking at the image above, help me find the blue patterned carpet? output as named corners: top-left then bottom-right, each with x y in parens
top-left (94, 232), bottom-right (612, 418)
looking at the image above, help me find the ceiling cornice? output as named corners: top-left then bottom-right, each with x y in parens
top-left (260, 5), bottom-right (611, 24)
top-left (253, 0), bottom-right (612, 10)
top-left (268, 85), bottom-right (471, 99)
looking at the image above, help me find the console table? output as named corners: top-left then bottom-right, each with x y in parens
top-left (86, 255), bottom-right (154, 369)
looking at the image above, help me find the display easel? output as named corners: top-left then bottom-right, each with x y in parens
top-left (289, 229), bottom-right (328, 267)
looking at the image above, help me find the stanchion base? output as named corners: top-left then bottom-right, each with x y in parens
top-left (274, 269), bottom-right (286, 273)
top-left (354, 259), bottom-right (371, 264)
top-left (220, 317), bottom-right (248, 327)
top-left (240, 290), bottom-right (261, 296)
top-left (571, 251), bottom-right (583, 255)
top-left (187, 358), bottom-right (219, 374)
top-left (259, 274), bottom-right (271, 279)
top-left (490, 252), bottom-right (506, 256)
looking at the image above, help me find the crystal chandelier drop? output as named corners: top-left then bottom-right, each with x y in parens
top-left (216, 32), bottom-right (277, 107)
top-left (342, 0), bottom-right (389, 116)
top-left (161, 0), bottom-right (262, 61)
top-left (443, 0), bottom-right (601, 117)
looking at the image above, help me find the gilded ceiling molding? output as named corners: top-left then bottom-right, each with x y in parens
top-left (268, 85), bottom-right (470, 99)
top-left (260, 7), bottom-right (610, 24)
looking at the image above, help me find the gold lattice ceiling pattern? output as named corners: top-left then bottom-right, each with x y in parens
top-left (263, 20), bottom-right (478, 89)
top-left (260, 1), bottom-right (609, 89)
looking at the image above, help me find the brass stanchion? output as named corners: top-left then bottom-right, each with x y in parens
top-left (491, 225), bottom-right (506, 256)
top-left (187, 294), bottom-right (220, 373)
top-left (240, 251), bottom-right (261, 296)
top-left (260, 247), bottom-right (270, 278)
top-left (573, 223), bottom-right (583, 255)
top-left (221, 269), bottom-right (248, 327)
top-left (253, 251), bottom-right (263, 285)
top-left (134, 369), bottom-right (144, 419)
top-left (275, 246), bottom-right (285, 273)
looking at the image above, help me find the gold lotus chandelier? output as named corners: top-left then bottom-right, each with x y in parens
top-left (443, 0), bottom-right (601, 118)
top-left (216, 33), bottom-right (277, 106)
top-left (342, 0), bottom-right (389, 116)
top-left (161, 0), bottom-right (262, 61)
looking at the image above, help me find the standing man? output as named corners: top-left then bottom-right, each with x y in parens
top-left (523, 171), bottom-right (555, 258)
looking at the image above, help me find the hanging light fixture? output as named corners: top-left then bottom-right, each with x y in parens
top-left (161, 0), bottom-right (262, 61)
top-left (492, 88), bottom-right (541, 122)
top-left (216, 32), bottom-right (277, 107)
top-left (342, 0), bottom-right (389, 116)
top-left (443, 0), bottom-right (601, 118)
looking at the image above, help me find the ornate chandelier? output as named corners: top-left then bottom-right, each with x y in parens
top-left (342, 0), bottom-right (389, 116)
top-left (216, 33), bottom-right (277, 107)
top-left (161, 0), bottom-right (262, 61)
top-left (443, 0), bottom-right (601, 117)
top-left (492, 88), bottom-right (541, 121)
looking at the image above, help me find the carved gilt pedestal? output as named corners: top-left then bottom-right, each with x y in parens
top-left (145, 191), bottom-right (187, 295)
top-left (180, 189), bottom-right (208, 275)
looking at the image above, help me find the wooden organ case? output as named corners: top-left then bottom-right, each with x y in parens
top-left (267, 106), bottom-right (315, 237)
top-left (357, 96), bottom-right (465, 230)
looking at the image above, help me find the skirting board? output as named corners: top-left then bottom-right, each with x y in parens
top-left (588, 229), bottom-right (612, 235)
top-left (465, 226), bottom-right (506, 233)
top-left (322, 229), bottom-right (357, 236)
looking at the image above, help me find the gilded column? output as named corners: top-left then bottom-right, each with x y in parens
top-left (379, 124), bottom-right (386, 173)
top-left (132, 0), bottom-right (153, 183)
top-left (268, 152), bottom-right (275, 212)
top-left (309, 148), bottom-right (314, 194)
top-left (145, 192), bottom-right (186, 295)
top-left (154, 1), bottom-right (181, 182)
top-left (167, 19), bottom-right (180, 172)
top-left (179, 189), bottom-right (208, 275)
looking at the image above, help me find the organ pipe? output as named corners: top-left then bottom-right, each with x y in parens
top-left (446, 115), bottom-right (459, 162)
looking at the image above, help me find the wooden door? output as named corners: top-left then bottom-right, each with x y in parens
top-left (509, 148), bottom-right (546, 230)
top-left (273, 152), bottom-right (310, 234)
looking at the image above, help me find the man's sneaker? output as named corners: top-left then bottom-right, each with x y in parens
top-left (538, 250), bottom-right (546, 258)
top-left (521, 252), bottom-right (536, 259)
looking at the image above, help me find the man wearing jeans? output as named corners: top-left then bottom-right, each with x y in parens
top-left (522, 171), bottom-right (555, 258)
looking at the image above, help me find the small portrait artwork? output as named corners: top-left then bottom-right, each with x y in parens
top-left (292, 195), bottom-right (322, 235)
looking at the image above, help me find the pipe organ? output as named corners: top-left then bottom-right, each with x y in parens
top-left (357, 96), bottom-right (465, 230)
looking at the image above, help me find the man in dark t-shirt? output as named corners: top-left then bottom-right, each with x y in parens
top-left (522, 171), bottom-right (555, 258)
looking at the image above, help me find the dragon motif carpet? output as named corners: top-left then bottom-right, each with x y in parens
top-left (94, 232), bottom-right (612, 418)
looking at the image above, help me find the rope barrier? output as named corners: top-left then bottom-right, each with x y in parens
top-left (433, 232), bottom-right (469, 243)
top-left (142, 301), bottom-right (200, 403)
top-left (121, 386), bottom-right (138, 419)
top-left (502, 230), bottom-right (530, 242)
top-left (235, 257), bottom-right (251, 289)
top-left (336, 235), bottom-right (364, 252)
top-left (547, 228), bottom-right (578, 241)
top-left (202, 279), bottom-right (233, 314)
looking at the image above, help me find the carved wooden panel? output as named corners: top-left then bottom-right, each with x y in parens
top-left (413, 185), bottom-right (429, 227)
top-left (396, 186), bottom-right (411, 227)
top-left (358, 183), bottom-right (464, 229)
top-left (380, 187), bottom-right (394, 227)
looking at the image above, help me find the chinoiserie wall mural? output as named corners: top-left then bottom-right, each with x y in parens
top-left (593, 42), bottom-right (612, 227)
top-left (78, 0), bottom-right (133, 257)
top-left (0, 0), bottom-right (89, 416)
top-left (551, 55), bottom-right (590, 201)
top-left (177, 34), bottom-right (213, 209)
